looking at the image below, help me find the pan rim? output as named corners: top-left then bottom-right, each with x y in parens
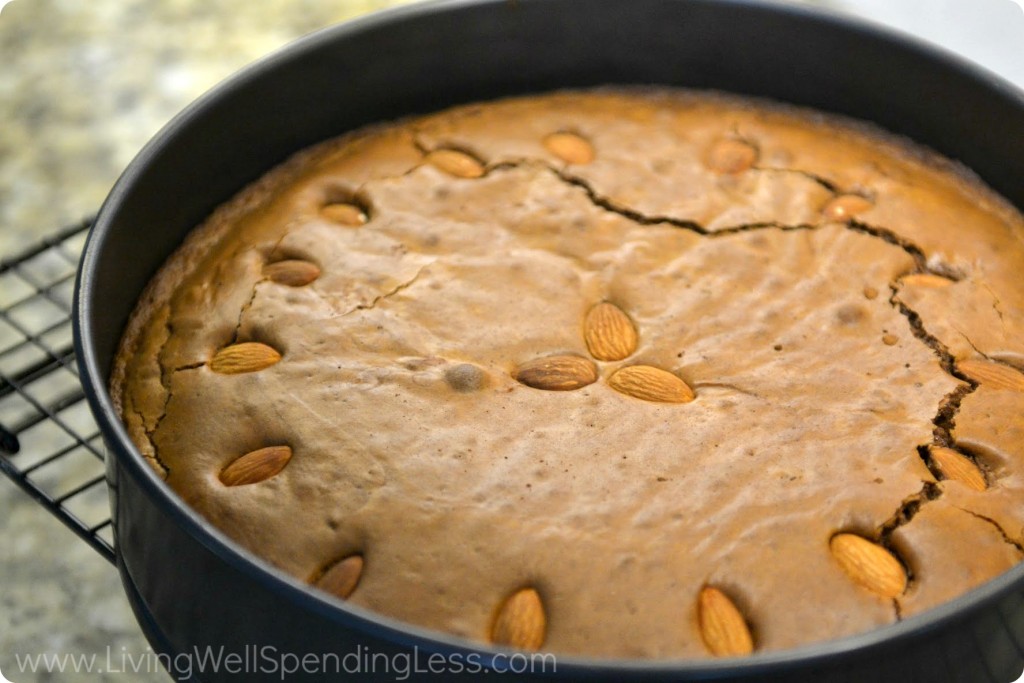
top-left (73, 0), bottom-right (1024, 675)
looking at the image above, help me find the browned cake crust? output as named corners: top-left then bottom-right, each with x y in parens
top-left (111, 88), bottom-right (1024, 658)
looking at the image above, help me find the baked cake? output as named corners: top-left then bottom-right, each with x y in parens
top-left (111, 88), bottom-right (1024, 658)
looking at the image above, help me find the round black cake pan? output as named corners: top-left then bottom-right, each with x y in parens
top-left (74, 0), bottom-right (1024, 680)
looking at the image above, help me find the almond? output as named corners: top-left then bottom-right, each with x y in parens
top-left (707, 139), bottom-right (758, 174)
top-left (514, 355), bottom-right (597, 391)
top-left (608, 366), bottom-right (695, 403)
top-left (314, 554), bottom-right (364, 599)
top-left (425, 148), bottom-right (486, 178)
top-left (210, 342), bottom-right (282, 374)
top-left (958, 359), bottom-right (1024, 392)
top-left (584, 302), bottom-right (638, 361)
top-left (220, 445), bottom-right (292, 486)
top-left (491, 587), bottom-right (546, 651)
top-left (321, 202), bottom-right (368, 226)
top-left (543, 132), bottom-right (595, 165)
top-left (900, 273), bottom-right (954, 288)
top-left (698, 587), bottom-right (754, 657)
top-left (822, 194), bottom-right (874, 222)
top-left (263, 259), bottom-right (321, 287)
top-left (829, 534), bottom-right (907, 598)
top-left (929, 446), bottom-right (987, 491)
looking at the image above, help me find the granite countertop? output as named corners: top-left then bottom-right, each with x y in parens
top-left (0, 1), bottom-right (1021, 681)
top-left (0, 3), bottom-right (414, 681)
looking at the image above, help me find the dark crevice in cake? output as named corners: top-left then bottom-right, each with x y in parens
top-left (981, 282), bottom-right (1008, 327)
top-left (305, 286), bottom-right (348, 317)
top-left (264, 230), bottom-right (293, 261)
top-left (889, 296), bottom-right (978, 448)
top-left (847, 221), bottom-right (928, 272)
top-left (887, 278), bottom-right (978, 450)
top-left (755, 166), bottom-right (840, 194)
top-left (887, 286), bottom-right (959, 378)
top-left (312, 133), bottom-right (424, 196)
top-left (878, 481), bottom-right (943, 546)
top-left (145, 362), bottom-right (207, 479)
top-left (951, 326), bottom-right (991, 361)
top-left (128, 403), bottom-right (169, 479)
top-left (143, 360), bottom-right (208, 478)
top-left (546, 167), bottom-right (708, 234)
top-left (145, 316), bottom-right (177, 477)
top-left (954, 507), bottom-right (1024, 554)
top-left (144, 455), bottom-right (169, 480)
top-left (710, 222), bottom-right (821, 236)
top-left (929, 384), bottom-right (976, 449)
top-left (410, 139), bottom-right (844, 237)
top-left (544, 164), bottom-right (842, 237)
top-left (545, 165), bottom-right (826, 237)
top-left (487, 159), bottom-right (527, 174)
top-left (950, 330), bottom-right (1024, 375)
top-left (915, 444), bottom-right (943, 482)
top-left (473, 159), bottom-right (699, 231)
top-left (407, 151), bottom-right (834, 239)
top-left (359, 164), bottom-right (429, 188)
top-left (892, 598), bottom-right (903, 622)
top-left (138, 402), bottom-right (170, 477)
top-left (360, 143), bottom-right (436, 186)
top-left (334, 264), bottom-right (430, 318)
top-left (887, 279), bottom-right (977, 517)
top-left (877, 482), bottom-right (941, 590)
top-left (230, 277), bottom-right (266, 344)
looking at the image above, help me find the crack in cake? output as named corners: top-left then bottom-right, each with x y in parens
top-left (111, 88), bottom-right (1024, 658)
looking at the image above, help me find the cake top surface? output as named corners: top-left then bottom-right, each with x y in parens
top-left (113, 88), bottom-right (1024, 659)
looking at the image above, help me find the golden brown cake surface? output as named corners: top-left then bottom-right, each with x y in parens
top-left (112, 88), bottom-right (1024, 659)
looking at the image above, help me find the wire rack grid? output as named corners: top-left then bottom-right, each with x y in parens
top-left (0, 219), bottom-right (115, 562)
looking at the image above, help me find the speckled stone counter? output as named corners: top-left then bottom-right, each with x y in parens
top-left (0, 0), bottom-right (1021, 681)
top-left (0, 3), bottom-right (413, 681)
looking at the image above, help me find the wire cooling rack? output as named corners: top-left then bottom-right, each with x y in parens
top-left (0, 219), bottom-right (115, 562)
